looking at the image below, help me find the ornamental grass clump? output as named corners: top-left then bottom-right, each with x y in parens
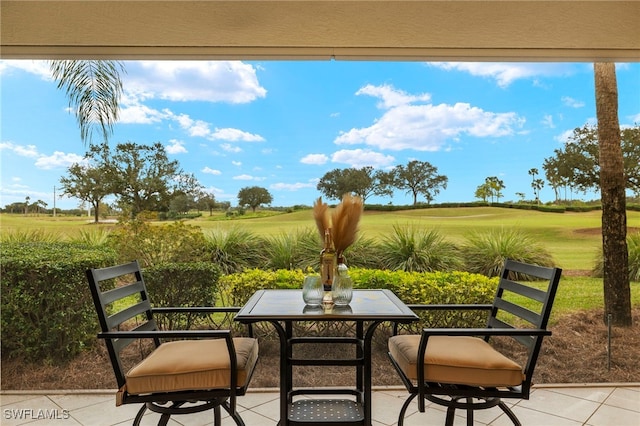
top-left (376, 224), bottom-right (462, 272)
top-left (461, 227), bottom-right (555, 279)
top-left (591, 230), bottom-right (640, 282)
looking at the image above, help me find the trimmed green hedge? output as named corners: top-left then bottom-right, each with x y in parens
top-left (0, 242), bottom-right (117, 362)
top-left (218, 267), bottom-right (498, 330)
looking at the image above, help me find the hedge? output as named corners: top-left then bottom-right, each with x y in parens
top-left (0, 242), bottom-right (117, 362)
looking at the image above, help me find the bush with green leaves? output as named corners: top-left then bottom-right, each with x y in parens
top-left (591, 231), bottom-right (640, 281)
top-left (375, 224), bottom-right (463, 272)
top-left (0, 242), bottom-right (117, 363)
top-left (461, 227), bottom-right (555, 278)
top-left (107, 219), bottom-right (206, 267)
top-left (217, 268), bottom-right (305, 306)
top-left (143, 262), bottom-right (222, 329)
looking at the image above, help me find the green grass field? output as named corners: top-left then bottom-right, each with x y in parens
top-left (2, 207), bottom-right (639, 314)
top-left (3, 206), bottom-right (640, 271)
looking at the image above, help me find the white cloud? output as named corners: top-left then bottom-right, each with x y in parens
top-left (233, 174), bottom-right (264, 181)
top-left (554, 129), bottom-right (574, 144)
top-left (126, 61), bottom-right (267, 103)
top-left (300, 153), bottom-right (329, 165)
top-left (336, 86), bottom-right (524, 151)
top-left (166, 140), bottom-right (187, 154)
top-left (561, 96), bottom-right (585, 108)
top-left (0, 142), bottom-right (40, 158)
top-left (541, 115), bottom-right (555, 129)
top-left (220, 143), bottom-right (242, 153)
top-left (34, 152), bottom-right (84, 170)
top-left (270, 181), bottom-right (316, 191)
top-left (429, 62), bottom-right (576, 88)
top-left (209, 128), bottom-right (265, 142)
top-left (232, 161), bottom-right (242, 166)
top-left (331, 149), bottom-right (395, 168)
top-left (0, 60), bottom-right (52, 80)
top-left (202, 167), bottom-right (222, 175)
top-left (356, 84), bottom-right (431, 108)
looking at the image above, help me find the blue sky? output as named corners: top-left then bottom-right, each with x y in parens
top-left (1, 60), bottom-right (639, 210)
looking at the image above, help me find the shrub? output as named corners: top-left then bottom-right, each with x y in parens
top-left (143, 262), bottom-right (221, 329)
top-left (107, 220), bottom-right (206, 267)
top-left (0, 229), bottom-right (62, 243)
top-left (461, 227), bottom-right (555, 278)
top-left (375, 224), bottom-right (463, 272)
top-left (202, 226), bottom-right (266, 274)
top-left (342, 235), bottom-right (382, 269)
top-left (591, 231), bottom-right (640, 281)
top-left (218, 268), bottom-right (305, 306)
top-left (263, 228), bottom-right (319, 270)
top-left (0, 242), bottom-right (117, 362)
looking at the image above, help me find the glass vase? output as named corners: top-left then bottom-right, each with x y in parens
top-left (331, 259), bottom-right (352, 306)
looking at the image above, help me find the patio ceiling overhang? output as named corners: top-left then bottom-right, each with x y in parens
top-left (1, 0), bottom-right (639, 62)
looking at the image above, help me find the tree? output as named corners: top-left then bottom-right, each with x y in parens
top-left (594, 62), bottom-right (631, 327)
top-left (237, 186), bottom-right (273, 212)
top-left (60, 159), bottom-right (114, 223)
top-left (50, 60), bottom-right (125, 145)
top-left (474, 183), bottom-right (492, 202)
top-left (484, 176), bottom-right (505, 203)
top-left (543, 124), bottom-right (640, 197)
top-left (94, 142), bottom-right (201, 218)
top-left (528, 168), bottom-right (544, 203)
top-left (197, 193), bottom-right (217, 216)
top-left (316, 167), bottom-right (392, 202)
top-left (391, 160), bottom-right (448, 205)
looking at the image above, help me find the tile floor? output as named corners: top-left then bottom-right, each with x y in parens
top-left (1, 385), bottom-right (638, 426)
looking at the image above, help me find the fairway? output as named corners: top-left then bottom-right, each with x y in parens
top-left (2, 207), bottom-right (640, 271)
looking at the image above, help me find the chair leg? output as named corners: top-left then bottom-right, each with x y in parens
top-left (158, 413), bottom-right (171, 426)
top-left (445, 406), bottom-right (456, 426)
top-left (498, 401), bottom-right (521, 426)
top-left (132, 404), bottom-right (146, 426)
top-left (213, 405), bottom-right (222, 426)
top-left (221, 400), bottom-right (246, 426)
top-left (466, 398), bottom-right (474, 426)
top-left (397, 393), bottom-right (418, 426)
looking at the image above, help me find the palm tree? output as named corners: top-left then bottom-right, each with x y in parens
top-left (49, 60), bottom-right (125, 145)
top-left (594, 62), bottom-right (632, 326)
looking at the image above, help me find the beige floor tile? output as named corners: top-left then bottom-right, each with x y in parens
top-left (1, 396), bottom-right (69, 426)
top-left (586, 404), bottom-right (640, 426)
top-left (491, 405), bottom-right (583, 426)
top-left (544, 386), bottom-right (615, 404)
top-left (48, 393), bottom-right (113, 412)
top-left (518, 388), bottom-right (601, 423)
top-left (0, 394), bottom-right (42, 406)
top-left (603, 387), bottom-right (640, 412)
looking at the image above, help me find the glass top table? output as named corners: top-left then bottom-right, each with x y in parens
top-left (235, 289), bottom-right (418, 425)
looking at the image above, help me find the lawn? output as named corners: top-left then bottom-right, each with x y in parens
top-left (3, 206), bottom-right (640, 271)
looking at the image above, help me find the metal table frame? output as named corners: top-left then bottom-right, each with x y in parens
top-left (235, 289), bottom-right (418, 426)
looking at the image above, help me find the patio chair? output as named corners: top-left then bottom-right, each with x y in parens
top-left (388, 259), bottom-right (562, 426)
top-left (86, 260), bottom-right (259, 426)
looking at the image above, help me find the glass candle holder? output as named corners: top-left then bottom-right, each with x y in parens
top-left (302, 275), bottom-right (323, 306)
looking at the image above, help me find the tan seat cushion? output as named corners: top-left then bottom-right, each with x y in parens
top-left (125, 337), bottom-right (258, 395)
top-left (389, 334), bottom-right (524, 387)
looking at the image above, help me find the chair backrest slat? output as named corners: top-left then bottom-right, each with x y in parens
top-left (488, 259), bottom-right (562, 389)
top-left (106, 300), bottom-right (155, 330)
top-left (500, 279), bottom-right (548, 303)
top-left (101, 280), bottom-right (146, 306)
top-left (86, 260), bottom-right (159, 388)
top-left (493, 298), bottom-right (542, 326)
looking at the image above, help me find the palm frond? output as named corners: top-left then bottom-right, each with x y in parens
top-left (49, 60), bottom-right (125, 145)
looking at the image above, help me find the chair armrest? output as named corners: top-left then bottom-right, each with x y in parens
top-left (421, 327), bottom-right (551, 338)
top-left (391, 304), bottom-right (493, 335)
top-left (98, 330), bottom-right (234, 339)
top-left (407, 304), bottom-right (493, 311)
top-left (150, 307), bottom-right (254, 337)
top-left (151, 306), bottom-right (241, 314)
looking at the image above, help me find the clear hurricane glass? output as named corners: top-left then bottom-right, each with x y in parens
top-left (302, 275), bottom-right (324, 306)
top-left (331, 274), bottom-right (353, 306)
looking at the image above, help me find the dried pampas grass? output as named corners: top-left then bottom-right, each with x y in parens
top-left (331, 194), bottom-right (363, 255)
top-left (313, 197), bottom-right (330, 241)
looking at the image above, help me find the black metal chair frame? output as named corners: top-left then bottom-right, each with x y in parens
top-left (86, 260), bottom-right (256, 426)
top-left (388, 259), bottom-right (562, 426)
